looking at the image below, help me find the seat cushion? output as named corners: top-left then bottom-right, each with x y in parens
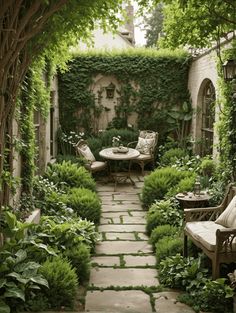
top-left (215, 195), bottom-right (236, 228)
top-left (90, 161), bottom-right (106, 171)
top-left (185, 221), bottom-right (226, 251)
top-left (135, 137), bottom-right (155, 155)
top-left (135, 153), bottom-right (152, 161)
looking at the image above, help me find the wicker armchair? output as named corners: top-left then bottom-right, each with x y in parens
top-left (75, 140), bottom-right (107, 174)
top-left (184, 183), bottom-right (236, 279)
top-left (128, 130), bottom-right (158, 175)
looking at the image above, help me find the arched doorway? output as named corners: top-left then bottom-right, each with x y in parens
top-left (199, 79), bottom-right (216, 156)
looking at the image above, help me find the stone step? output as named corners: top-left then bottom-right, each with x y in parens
top-left (85, 290), bottom-right (152, 312)
top-left (98, 224), bottom-right (146, 232)
top-left (96, 240), bottom-right (152, 254)
top-left (89, 267), bottom-right (159, 288)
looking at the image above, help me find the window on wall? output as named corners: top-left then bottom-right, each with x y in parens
top-left (201, 80), bottom-right (215, 156)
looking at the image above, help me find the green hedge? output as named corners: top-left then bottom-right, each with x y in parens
top-left (142, 167), bottom-right (195, 208)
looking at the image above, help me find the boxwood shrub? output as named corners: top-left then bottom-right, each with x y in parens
top-left (44, 161), bottom-right (96, 191)
top-left (155, 236), bottom-right (183, 261)
top-left (142, 166), bottom-right (194, 208)
top-left (63, 243), bottom-right (91, 283)
top-left (160, 148), bottom-right (187, 166)
top-left (39, 257), bottom-right (78, 309)
top-left (150, 224), bottom-right (179, 249)
top-left (63, 188), bottom-right (101, 224)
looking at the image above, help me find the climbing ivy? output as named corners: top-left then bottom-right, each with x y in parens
top-left (18, 57), bottom-right (55, 195)
top-left (217, 40), bottom-right (236, 182)
top-left (58, 48), bottom-right (191, 143)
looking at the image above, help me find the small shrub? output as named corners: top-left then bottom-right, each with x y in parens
top-left (38, 215), bottom-right (99, 251)
top-left (44, 161), bottom-right (96, 191)
top-left (167, 175), bottom-right (196, 196)
top-left (146, 199), bottom-right (182, 235)
top-left (99, 128), bottom-right (138, 147)
top-left (63, 243), bottom-right (91, 283)
top-left (160, 148), bottom-right (187, 166)
top-left (159, 254), bottom-right (208, 290)
top-left (150, 224), bottom-right (179, 248)
top-left (41, 190), bottom-right (74, 217)
top-left (200, 157), bottom-right (216, 177)
top-left (155, 236), bottom-right (183, 261)
top-left (192, 278), bottom-right (233, 312)
top-left (63, 188), bottom-right (101, 223)
top-left (142, 167), bottom-right (194, 208)
top-left (56, 154), bottom-right (86, 166)
top-left (39, 257), bottom-right (78, 309)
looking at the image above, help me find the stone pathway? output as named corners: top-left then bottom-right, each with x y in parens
top-left (85, 174), bottom-right (195, 313)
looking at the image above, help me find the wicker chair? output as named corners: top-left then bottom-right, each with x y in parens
top-left (75, 139), bottom-right (107, 173)
top-left (128, 130), bottom-right (158, 175)
top-left (184, 183), bottom-right (236, 279)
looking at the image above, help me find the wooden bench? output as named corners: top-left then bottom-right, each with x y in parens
top-left (184, 183), bottom-right (236, 279)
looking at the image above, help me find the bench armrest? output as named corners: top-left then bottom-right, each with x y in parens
top-left (216, 228), bottom-right (236, 253)
top-left (184, 206), bottom-right (224, 222)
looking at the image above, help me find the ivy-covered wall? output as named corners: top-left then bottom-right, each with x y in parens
top-left (58, 49), bottom-right (191, 143)
top-left (217, 40), bottom-right (236, 182)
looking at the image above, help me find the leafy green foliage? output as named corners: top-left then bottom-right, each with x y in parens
top-left (38, 215), bottom-right (98, 251)
top-left (39, 257), bottom-right (78, 309)
top-left (146, 199), bottom-right (182, 235)
top-left (200, 157), bottom-right (216, 177)
top-left (63, 188), bottom-right (101, 223)
top-left (44, 161), bottom-right (96, 191)
top-left (159, 254), bottom-right (208, 290)
top-left (156, 236), bottom-right (183, 261)
top-left (0, 249), bottom-right (48, 313)
top-left (160, 148), bottom-right (187, 166)
top-left (150, 224), bottom-right (179, 249)
top-left (59, 50), bottom-right (190, 143)
top-left (142, 167), bottom-right (194, 207)
top-left (63, 243), bottom-right (91, 283)
top-left (160, 0), bottom-right (235, 49)
top-left (144, 4), bottom-right (164, 48)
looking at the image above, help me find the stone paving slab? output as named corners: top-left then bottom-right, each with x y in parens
top-left (91, 256), bottom-right (120, 267)
top-left (101, 211), bottom-right (146, 218)
top-left (124, 255), bottom-right (156, 267)
top-left (113, 194), bottom-right (140, 201)
top-left (153, 292), bottom-right (195, 313)
top-left (98, 224), bottom-right (146, 232)
top-left (96, 240), bottom-right (152, 254)
top-left (85, 290), bottom-right (152, 312)
top-left (104, 232), bottom-right (137, 241)
top-left (100, 216), bottom-right (145, 224)
top-left (101, 204), bottom-right (143, 212)
top-left (89, 267), bottom-right (159, 287)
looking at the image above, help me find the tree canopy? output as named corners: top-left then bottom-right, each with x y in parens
top-left (158, 0), bottom-right (236, 49)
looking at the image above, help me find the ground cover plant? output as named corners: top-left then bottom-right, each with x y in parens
top-left (142, 166), bottom-right (195, 208)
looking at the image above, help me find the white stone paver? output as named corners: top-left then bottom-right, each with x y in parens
top-left (86, 290), bottom-right (152, 312)
top-left (96, 240), bottom-right (152, 254)
top-left (89, 267), bottom-right (159, 287)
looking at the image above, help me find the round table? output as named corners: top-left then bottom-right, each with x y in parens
top-left (99, 147), bottom-right (140, 190)
top-left (175, 192), bottom-right (212, 208)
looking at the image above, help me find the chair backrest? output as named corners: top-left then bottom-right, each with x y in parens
top-left (75, 140), bottom-right (96, 163)
top-left (220, 183), bottom-right (236, 210)
top-left (138, 130), bottom-right (158, 155)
